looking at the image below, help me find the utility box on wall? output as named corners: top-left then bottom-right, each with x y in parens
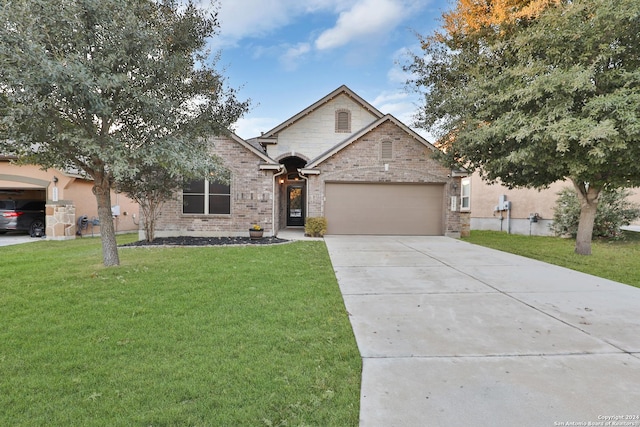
top-left (495, 195), bottom-right (511, 211)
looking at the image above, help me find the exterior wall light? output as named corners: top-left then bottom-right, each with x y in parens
top-left (52, 176), bottom-right (59, 202)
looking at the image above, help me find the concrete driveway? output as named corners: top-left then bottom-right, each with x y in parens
top-left (324, 235), bottom-right (640, 427)
top-left (0, 232), bottom-right (39, 247)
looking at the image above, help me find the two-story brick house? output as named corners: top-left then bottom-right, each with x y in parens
top-left (153, 85), bottom-right (467, 238)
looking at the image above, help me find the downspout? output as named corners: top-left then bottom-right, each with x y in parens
top-left (298, 168), bottom-right (320, 229)
top-left (298, 171), bottom-right (309, 230)
top-left (272, 165), bottom-right (286, 237)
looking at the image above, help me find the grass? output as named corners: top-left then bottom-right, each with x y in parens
top-left (463, 230), bottom-right (640, 288)
top-left (0, 235), bottom-right (361, 426)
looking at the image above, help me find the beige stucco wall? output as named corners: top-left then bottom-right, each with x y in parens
top-left (267, 93), bottom-right (380, 161)
top-left (1, 160), bottom-right (139, 235)
top-left (469, 172), bottom-right (640, 234)
top-left (64, 180), bottom-right (139, 234)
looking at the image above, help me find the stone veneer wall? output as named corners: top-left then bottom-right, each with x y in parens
top-left (153, 136), bottom-right (275, 238)
top-left (306, 121), bottom-right (463, 237)
top-left (460, 212), bottom-right (471, 237)
top-left (46, 203), bottom-right (76, 240)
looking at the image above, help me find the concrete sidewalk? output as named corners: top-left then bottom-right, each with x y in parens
top-left (324, 235), bottom-right (640, 427)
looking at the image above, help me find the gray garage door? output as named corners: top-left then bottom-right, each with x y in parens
top-left (324, 182), bottom-right (444, 235)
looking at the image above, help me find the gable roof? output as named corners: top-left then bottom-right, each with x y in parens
top-left (304, 114), bottom-right (437, 169)
top-left (225, 132), bottom-right (279, 166)
top-left (259, 85), bottom-right (385, 138)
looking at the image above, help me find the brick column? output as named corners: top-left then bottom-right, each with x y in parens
top-left (46, 203), bottom-right (77, 240)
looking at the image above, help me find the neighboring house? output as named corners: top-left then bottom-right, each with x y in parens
top-left (466, 172), bottom-right (640, 235)
top-left (0, 156), bottom-right (139, 239)
top-left (154, 85), bottom-right (467, 238)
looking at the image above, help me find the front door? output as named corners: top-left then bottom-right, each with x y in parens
top-left (287, 185), bottom-right (305, 226)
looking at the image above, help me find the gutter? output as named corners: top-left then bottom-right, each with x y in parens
top-left (298, 168), bottom-right (320, 175)
top-left (298, 168), bottom-right (321, 225)
top-left (271, 165), bottom-right (286, 236)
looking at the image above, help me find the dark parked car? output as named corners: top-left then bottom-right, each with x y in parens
top-left (0, 199), bottom-right (46, 236)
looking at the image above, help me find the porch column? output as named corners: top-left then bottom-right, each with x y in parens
top-left (46, 203), bottom-right (77, 240)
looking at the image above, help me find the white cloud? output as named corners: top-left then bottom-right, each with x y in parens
top-left (385, 46), bottom-right (417, 84)
top-left (280, 43), bottom-right (312, 71)
top-left (232, 116), bottom-right (280, 140)
top-left (215, 0), bottom-right (289, 41)
top-left (315, 0), bottom-right (406, 50)
top-left (372, 90), bottom-right (409, 106)
top-left (209, 0), bottom-right (348, 48)
top-left (372, 89), bottom-right (434, 141)
top-left (373, 90), bottom-right (414, 122)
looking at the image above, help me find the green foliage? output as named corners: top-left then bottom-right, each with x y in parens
top-left (408, 0), bottom-right (640, 189)
top-left (463, 230), bottom-right (640, 288)
top-left (0, 0), bottom-right (249, 264)
top-left (0, 236), bottom-right (361, 426)
top-left (305, 217), bottom-right (328, 237)
top-left (406, 0), bottom-right (640, 254)
top-left (551, 187), bottom-right (640, 239)
top-left (0, 0), bottom-right (248, 176)
top-left (118, 163), bottom-right (229, 242)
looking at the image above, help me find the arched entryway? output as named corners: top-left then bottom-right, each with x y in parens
top-left (278, 156), bottom-right (307, 229)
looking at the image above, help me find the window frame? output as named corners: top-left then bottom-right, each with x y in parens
top-left (460, 178), bottom-right (471, 211)
top-left (182, 177), bottom-right (231, 215)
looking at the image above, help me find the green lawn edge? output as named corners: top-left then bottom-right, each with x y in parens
top-left (0, 235), bottom-right (361, 426)
top-left (462, 230), bottom-right (640, 288)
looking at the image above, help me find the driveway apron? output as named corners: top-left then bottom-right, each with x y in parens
top-left (0, 233), bottom-right (39, 247)
top-left (324, 235), bottom-right (640, 427)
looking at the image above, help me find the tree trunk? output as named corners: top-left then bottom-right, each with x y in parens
top-left (93, 173), bottom-right (120, 266)
top-left (141, 200), bottom-right (156, 242)
top-left (571, 179), bottom-right (601, 256)
top-left (139, 196), bottom-right (164, 242)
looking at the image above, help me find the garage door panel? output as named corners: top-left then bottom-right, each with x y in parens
top-left (325, 183), bottom-right (444, 235)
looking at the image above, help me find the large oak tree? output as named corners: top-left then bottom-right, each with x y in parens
top-left (0, 0), bottom-right (248, 265)
top-left (407, 0), bottom-right (640, 254)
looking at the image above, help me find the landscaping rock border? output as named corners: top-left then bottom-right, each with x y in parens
top-left (121, 236), bottom-right (289, 247)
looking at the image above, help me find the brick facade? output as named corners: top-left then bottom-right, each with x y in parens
top-left (153, 135), bottom-right (277, 238)
top-left (305, 120), bottom-right (464, 237)
top-left (154, 86), bottom-right (472, 239)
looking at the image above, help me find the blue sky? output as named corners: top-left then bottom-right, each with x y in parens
top-left (205, 0), bottom-right (452, 140)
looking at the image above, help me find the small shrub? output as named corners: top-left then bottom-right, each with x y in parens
top-left (551, 187), bottom-right (640, 239)
top-left (305, 217), bottom-right (327, 237)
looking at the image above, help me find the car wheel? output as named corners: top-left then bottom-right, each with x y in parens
top-left (30, 220), bottom-right (45, 237)
top-left (0, 231), bottom-right (6, 235)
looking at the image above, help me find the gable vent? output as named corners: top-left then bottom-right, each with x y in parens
top-left (335, 110), bottom-right (351, 133)
top-left (381, 140), bottom-right (393, 160)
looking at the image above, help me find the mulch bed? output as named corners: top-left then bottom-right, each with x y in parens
top-left (120, 236), bottom-right (289, 247)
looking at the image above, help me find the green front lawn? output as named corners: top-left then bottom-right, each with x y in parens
top-left (0, 235), bottom-right (361, 426)
top-left (463, 230), bottom-right (640, 288)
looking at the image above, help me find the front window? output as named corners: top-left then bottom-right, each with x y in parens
top-left (460, 178), bottom-right (471, 211)
top-left (183, 178), bottom-right (231, 215)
